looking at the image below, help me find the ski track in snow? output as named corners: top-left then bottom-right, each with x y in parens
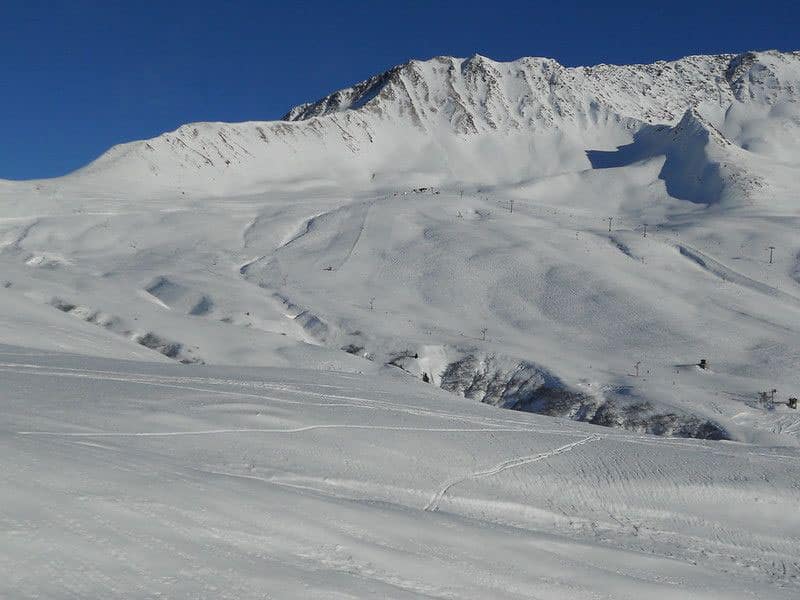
top-left (424, 434), bottom-right (602, 512)
top-left (17, 425), bottom-right (536, 437)
top-left (677, 242), bottom-right (800, 307)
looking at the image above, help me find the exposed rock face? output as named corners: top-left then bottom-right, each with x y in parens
top-left (439, 352), bottom-right (729, 440)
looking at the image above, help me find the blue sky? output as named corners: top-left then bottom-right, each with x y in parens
top-left (1, 0), bottom-right (797, 180)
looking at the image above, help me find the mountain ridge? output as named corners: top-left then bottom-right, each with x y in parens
top-left (6, 49), bottom-right (798, 195)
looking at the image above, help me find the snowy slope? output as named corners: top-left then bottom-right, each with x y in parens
top-left (1, 346), bottom-right (798, 598)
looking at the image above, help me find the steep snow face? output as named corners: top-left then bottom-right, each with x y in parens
top-left (42, 51), bottom-right (800, 198)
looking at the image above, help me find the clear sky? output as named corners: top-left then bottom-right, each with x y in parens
top-left (1, 0), bottom-right (797, 180)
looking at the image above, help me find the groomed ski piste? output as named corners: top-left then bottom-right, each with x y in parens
top-left (1, 50), bottom-right (799, 597)
top-left (2, 346), bottom-right (799, 598)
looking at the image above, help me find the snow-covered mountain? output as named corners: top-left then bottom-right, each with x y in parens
top-left (3, 50), bottom-right (800, 445)
top-left (2, 49), bottom-right (800, 598)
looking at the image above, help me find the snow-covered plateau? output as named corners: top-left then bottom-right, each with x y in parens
top-left (1, 50), bottom-right (799, 598)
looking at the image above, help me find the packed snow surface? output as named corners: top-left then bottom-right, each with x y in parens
top-left (2, 346), bottom-right (798, 598)
top-left (1, 50), bottom-right (800, 597)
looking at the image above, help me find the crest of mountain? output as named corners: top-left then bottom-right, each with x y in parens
top-left (43, 50), bottom-right (800, 199)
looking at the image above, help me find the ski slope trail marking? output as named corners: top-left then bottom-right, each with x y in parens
top-left (425, 434), bottom-right (601, 512)
top-left (677, 243), bottom-right (800, 308)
